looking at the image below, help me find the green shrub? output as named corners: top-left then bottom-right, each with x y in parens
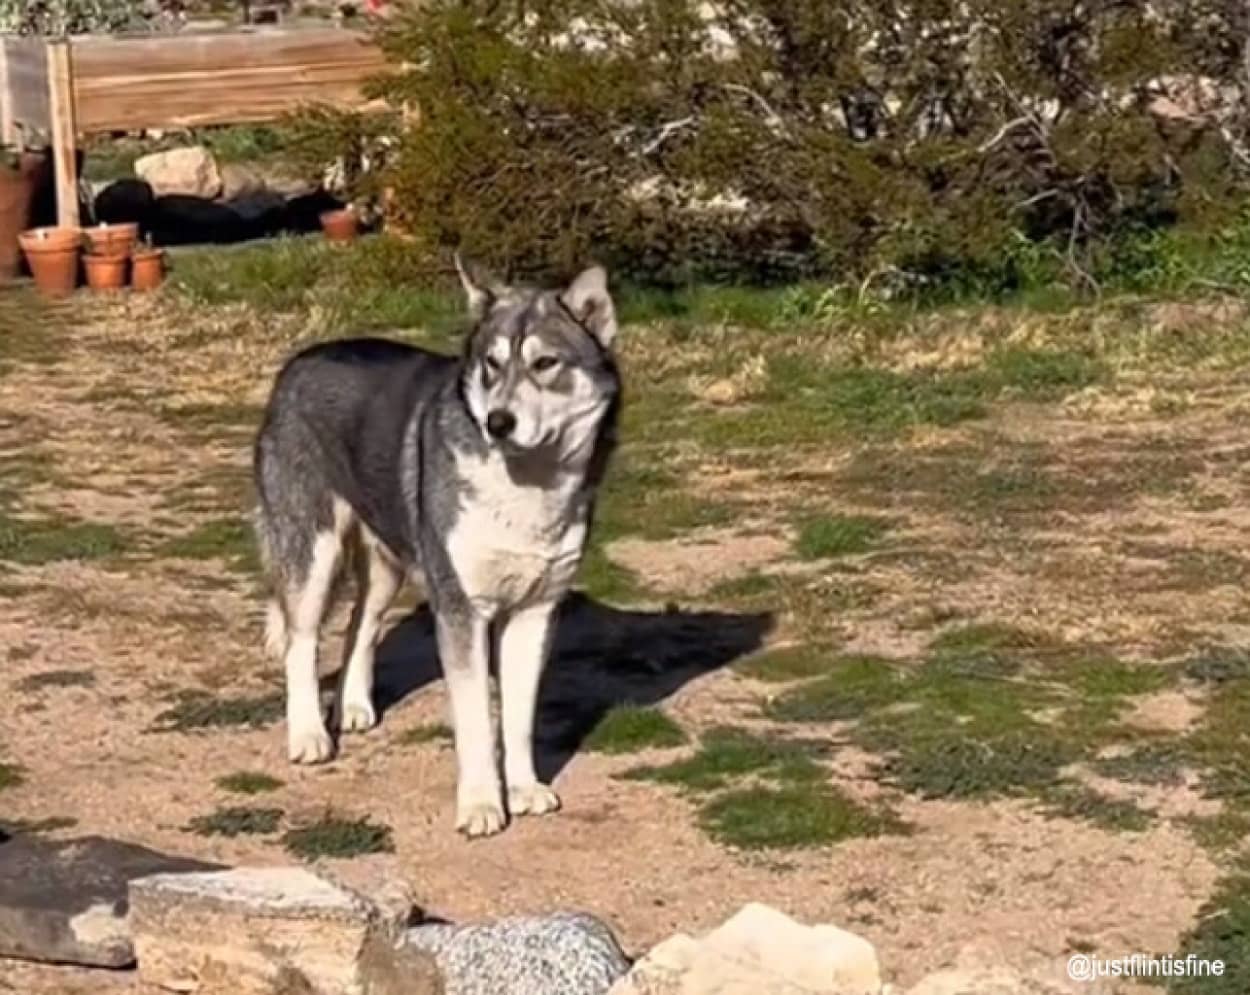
top-left (331, 0), bottom-right (1250, 290)
top-left (1, 0), bottom-right (146, 34)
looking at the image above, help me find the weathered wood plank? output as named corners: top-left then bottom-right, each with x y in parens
top-left (3, 37), bottom-right (51, 136)
top-left (68, 27), bottom-right (389, 132)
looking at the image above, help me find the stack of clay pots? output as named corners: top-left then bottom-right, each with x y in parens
top-left (19, 222), bottom-right (167, 297)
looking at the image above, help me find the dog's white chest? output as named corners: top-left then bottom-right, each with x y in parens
top-left (446, 453), bottom-right (587, 612)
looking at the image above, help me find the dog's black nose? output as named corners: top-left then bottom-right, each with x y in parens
top-left (486, 409), bottom-right (517, 439)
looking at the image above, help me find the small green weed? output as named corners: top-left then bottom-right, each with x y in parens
top-left (14, 670), bottom-right (96, 692)
top-left (281, 814), bottom-right (395, 860)
top-left (399, 723), bottom-right (453, 745)
top-left (0, 763), bottom-right (26, 790)
top-left (0, 512), bottom-right (129, 565)
top-left (584, 706), bottom-right (687, 754)
top-left (621, 727), bottom-right (823, 793)
top-left (765, 655), bottom-right (908, 722)
top-left (160, 518), bottom-right (259, 575)
top-left (186, 806), bottom-right (283, 838)
top-left (0, 816), bottom-right (77, 835)
top-left (1040, 786), bottom-right (1153, 832)
top-left (215, 771), bottom-right (284, 795)
top-left (699, 785), bottom-right (901, 850)
top-left (736, 644), bottom-right (840, 683)
top-left (151, 689), bottom-right (284, 732)
top-left (1166, 869), bottom-right (1250, 994)
top-left (793, 515), bottom-right (889, 560)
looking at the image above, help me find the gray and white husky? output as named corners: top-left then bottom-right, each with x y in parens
top-left (252, 258), bottom-right (622, 838)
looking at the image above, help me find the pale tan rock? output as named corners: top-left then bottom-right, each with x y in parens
top-left (701, 903), bottom-right (882, 995)
top-left (134, 146), bottom-right (223, 199)
top-left (609, 933), bottom-right (811, 994)
top-left (905, 967), bottom-right (1036, 995)
top-left (128, 866), bottom-right (439, 995)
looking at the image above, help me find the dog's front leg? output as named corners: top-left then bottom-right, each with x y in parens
top-left (437, 606), bottom-right (505, 838)
top-left (499, 600), bottom-right (561, 818)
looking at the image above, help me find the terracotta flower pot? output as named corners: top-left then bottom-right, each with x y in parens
top-left (130, 246), bottom-right (166, 292)
top-left (320, 208), bottom-right (359, 243)
top-left (84, 251), bottom-right (128, 292)
top-left (83, 221), bottom-right (139, 259)
top-left (18, 226), bottom-right (82, 297)
top-left (0, 163), bottom-right (37, 281)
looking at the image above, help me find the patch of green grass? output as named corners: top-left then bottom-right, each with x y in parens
top-left (621, 727), bottom-right (823, 793)
top-left (150, 689), bottom-right (284, 732)
top-left (1040, 786), bottom-right (1153, 832)
top-left (0, 511), bottom-right (130, 565)
top-left (160, 402), bottom-right (264, 432)
top-left (215, 771), bottom-right (284, 795)
top-left (281, 814), bottom-right (394, 860)
top-left (764, 626), bottom-right (1173, 804)
top-left (699, 784), bottom-right (902, 850)
top-left (873, 721), bottom-right (1077, 800)
top-left (593, 458), bottom-right (737, 543)
top-left (0, 816), bottom-right (77, 835)
top-left (160, 518), bottom-right (259, 575)
top-left (696, 362), bottom-right (989, 448)
top-left (398, 723), bottom-right (453, 745)
top-left (172, 236), bottom-right (470, 340)
top-left (985, 346), bottom-right (1105, 399)
top-left (1095, 742), bottom-right (1189, 787)
top-left (736, 644), bottom-right (841, 683)
top-left (0, 763), bottom-right (25, 790)
top-left (0, 291), bottom-right (66, 374)
top-left (172, 237), bottom-right (334, 312)
top-left (765, 655), bottom-right (908, 722)
top-left (1166, 869), bottom-right (1250, 994)
top-left (584, 706), bottom-right (687, 754)
top-left (707, 571), bottom-right (778, 602)
top-left (185, 806), bottom-right (283, 838)
top-left (14, 670), bottom-right (96, 692)
top-left (793, 514), bottom-right (888, 560)
top-left (1182, 811), bottom-right (1250, 855)
top-left (576, 542), bottom-right (643, 603)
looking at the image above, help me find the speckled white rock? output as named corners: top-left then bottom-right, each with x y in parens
top-left (405, 911), bottom-right (628, 995)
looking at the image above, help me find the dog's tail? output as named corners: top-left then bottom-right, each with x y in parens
top-left (252, 504), bottom-right (289, 660)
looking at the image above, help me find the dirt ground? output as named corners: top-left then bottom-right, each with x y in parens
top-left (2, 289), bottom-right (1247, 994)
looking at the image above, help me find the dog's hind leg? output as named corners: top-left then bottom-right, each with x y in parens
top-left (499, 600), bottom-right (561, 817)
top-left (334, 527), bottom-right (402, 734)
top-left (278, 497), bottom-right (353, 764)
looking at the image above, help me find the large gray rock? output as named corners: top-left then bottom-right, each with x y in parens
top-left (0, 832), bottom-right (222, 968)
top-left (129, 865), bottom-right (440, 995)
top-left (406, 911), bottom-right (629, 995)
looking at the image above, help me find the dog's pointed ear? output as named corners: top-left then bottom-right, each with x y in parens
top-left (561, 265), bottom-right (618, 349)
top-left (454, 252), bottom-right (502, 319)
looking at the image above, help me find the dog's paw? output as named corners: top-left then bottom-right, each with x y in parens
top-left (456, 798), bottom-right (507, 838)
top-left (288, 724), bottom-right (334, 765)
top-left (508, 782), bottom-right (561, 817)
top-left (336, 699), bottom-right (377, 734)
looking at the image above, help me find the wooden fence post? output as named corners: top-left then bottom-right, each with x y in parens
top-left (46, 39), bottom-right (80, 229)
top-left (0, 40), bottom-right (14, 148)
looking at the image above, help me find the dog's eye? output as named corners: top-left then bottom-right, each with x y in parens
top-left (532, 356), bottom-right (559, 373)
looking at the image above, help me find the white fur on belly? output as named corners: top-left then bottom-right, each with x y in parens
top-left (446, 451), bottom-right (586, 612)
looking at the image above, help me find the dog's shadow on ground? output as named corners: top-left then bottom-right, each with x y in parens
top-left (371, 592), bottom-right (773, 781)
